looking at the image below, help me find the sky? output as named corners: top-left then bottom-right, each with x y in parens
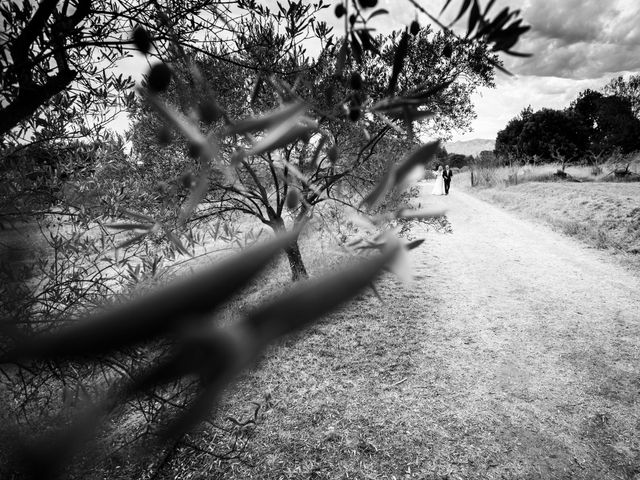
top-left (359, 0), bottom-right (640, 141)
top-left (433, 0), bottom-right (640, 141)
top-left (114, 0), bottom-right (640, 142)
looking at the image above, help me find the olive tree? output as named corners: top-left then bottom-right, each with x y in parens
top-left (129, 3), bottom-right (502, 280)
top-left (0, 1), bottom-right (529, 477)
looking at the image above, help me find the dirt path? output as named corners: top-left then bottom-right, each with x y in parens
top-left (405, 181), bottom-right (640, 478)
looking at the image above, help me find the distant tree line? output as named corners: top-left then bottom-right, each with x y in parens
top-left (494, 75), bottom-right (640, 163)
top-left (431, 144), bottom-right (474, 169)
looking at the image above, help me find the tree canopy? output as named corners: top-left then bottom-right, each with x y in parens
top-left (495, 85), bottom-right (640, 163)
top-left (128, 7), bottom-right (501, 279)
top-left (604, 74), bottom-right (640, 119)
top-left (0, 0), bottom-right (295, 147)
top-left (571, 89), bottom-right (640, 154)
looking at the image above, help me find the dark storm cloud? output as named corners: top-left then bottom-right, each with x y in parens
top-left (522, 0), bottom-right (606, 46)
top-left (415, 0), bottom-right (640, 141)
top-left (502, 0), bottom-right (640, 78)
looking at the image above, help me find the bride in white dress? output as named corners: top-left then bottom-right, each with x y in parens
top-left (431, 165), bottom-right (446, 195)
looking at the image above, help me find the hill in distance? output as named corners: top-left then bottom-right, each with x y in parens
top-left (445, 138), bottom-right (495, 157)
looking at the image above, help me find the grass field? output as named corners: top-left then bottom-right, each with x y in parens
top-left (455, 164), bottom-right (640, 271)
top-left (469, 182), bottom-right (640, 267)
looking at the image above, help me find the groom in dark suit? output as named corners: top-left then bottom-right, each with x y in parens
top-left (443, 165), bottom-right (453, 195)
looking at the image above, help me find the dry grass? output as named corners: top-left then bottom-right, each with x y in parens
top-left (464, 180), bottom-right (640, 270)
top-left (157, 227), bottom-right (462, 479)
top-left (158, 228), bottom-right (428, 479)
top-left (163, 268), bottom-right (471, 479)
top-left (463, 159), bottom-right (640, 190)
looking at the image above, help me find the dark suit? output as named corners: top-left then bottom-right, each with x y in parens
top-left (443, 168), bottom-right (453, 194)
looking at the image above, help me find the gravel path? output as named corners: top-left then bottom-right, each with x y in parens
top-left (406, 181), bottom-right (640, 478)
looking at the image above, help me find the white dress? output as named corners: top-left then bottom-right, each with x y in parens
top-left (431, 171), bottom-right (445, 195)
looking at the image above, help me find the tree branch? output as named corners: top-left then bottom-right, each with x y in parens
top-left (10, 0), bottom-right (60, 63)
top-left (0, 69), bottom-right (77, 137)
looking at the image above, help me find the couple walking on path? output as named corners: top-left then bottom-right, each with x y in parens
top-left (432, 165), bottom-right (452, 195)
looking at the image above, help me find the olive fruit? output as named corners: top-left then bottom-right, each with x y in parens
top-left (358, 0), bottom-right (377, 7)
top-left (350, 72), bottom-right (363, 90)
top-left (147, 63), bottom-right (171, 93)
top-left (157, 126), bottom-right (172, 146)
top-left (132, 26), bottom-right (152, 54)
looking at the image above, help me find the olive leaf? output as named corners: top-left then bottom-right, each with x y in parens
top-left (1, 230), bottom-right (300, 363)
top-left (223, 102), bottom-right (306, 136)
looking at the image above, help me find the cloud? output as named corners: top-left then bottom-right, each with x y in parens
top-left (109, 1), bottom-right (640, 145)
top-left (501, 0), bottom-right (640, 79)
top-left (507, 41), bottom-right (640, 79)
top-left (115, 53), bottom-right (147, 84)
top-left (445, 0), bottom-right (640, 140)
top-left (322, 0), bottom-right (640, 81)
top-left (521, 0), bottom-right (608, 45)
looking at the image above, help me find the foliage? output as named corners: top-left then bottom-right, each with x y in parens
top-left (376, 26), bottom-right (498, 138)
top-left (494, 105), bottom-right (588, 162)
top-left (445, 152), bottom-right (473, 168)
top-left (494, 105), bottom-right (528, 160)
top-left (604, 74), bottom-right (640, 119)
top-left (521, 108), bottom-right (588, 160)
top-left (495, 87), bottom-right (640, 165)
top-left (0, 0), bottom-right (274, 147)
top-left (571, 89), bottom-right (640, 154)
top-left (129, 10), bottom-right (498, 280)
top-left (436, 143), bottom-right (449, 160)
top-left (477, 150), bottom-right (496, 164)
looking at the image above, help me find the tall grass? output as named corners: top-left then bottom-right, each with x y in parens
top-left (467, 180), bottom-right (640, 269)
top-left (465, 154), bottom-right (640, 189)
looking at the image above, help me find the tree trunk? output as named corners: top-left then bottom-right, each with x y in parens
top-left (284, 239), bottom-right (308, 281)
top-left (269, 218), bottom-right (308, 281)
top-left (0, 69), bottom-right (77, 137)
